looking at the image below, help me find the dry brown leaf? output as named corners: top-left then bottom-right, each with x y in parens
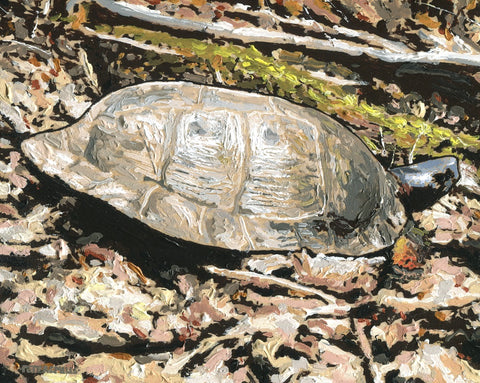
top-left (127, 262), bottom-right (148, 284)
top-left (416, 12), bottom-right (441, 29)
top-left (72, 4), bottom-right (87, 30)
top-left (109, 352), bottom-right (132, 360)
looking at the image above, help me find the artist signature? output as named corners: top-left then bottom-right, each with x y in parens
top-left (18, 364), bottom-right (79, 374)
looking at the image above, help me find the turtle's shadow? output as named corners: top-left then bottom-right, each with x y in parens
top-left (23, 159), bottom-right (250, 289)
top-left (19, 153), bottom-right (402, 293)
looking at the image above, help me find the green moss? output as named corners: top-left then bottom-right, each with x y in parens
top-left (49, 14), bottom-right (62, 21)
top-left (92, 23), bottom-right (480, 161)
top-left (59, 15), bottom-right (75, 22)
top-left (362, 136), bottom-right (380, 152)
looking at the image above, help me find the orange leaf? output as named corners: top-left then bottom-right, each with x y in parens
top-left (72, 5), bottom-right (87, 30)
top-left (211, 55), bottom-right (223, 71)
top-left (444, 28), bottom-right (454, 41)
top-left (416, 12), bottom-right (441, 29)
top-left (53, 58), bottom-right (61, 73)
top-left (109, 352), bottom-right (132, 360)
top-left (79, 255), bottom-right (89, 270)
top-left (28, 56), bottom-right (41, 67)
top-left (357, 12), bottom-right (370, 22)
top-left (133, 327), bottom-right (147, 339)
top-left (392, 236), bottom-right (420, 270)
top-left (466, 0), bottom-right (477, 10)
top-left (284, 0), bottom-right (303, 16)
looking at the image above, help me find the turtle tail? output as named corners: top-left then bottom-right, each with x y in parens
top-left (390, 156), bottom-right (460, 211)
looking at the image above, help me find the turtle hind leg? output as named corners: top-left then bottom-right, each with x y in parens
top-left (390, 156), bottom-right (460, 212)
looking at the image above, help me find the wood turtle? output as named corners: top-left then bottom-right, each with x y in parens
top-left (21, 81), bottom-right (459, 255)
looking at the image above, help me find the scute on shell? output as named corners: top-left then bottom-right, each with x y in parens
top-left (22, 82), bottom-right (406, 255)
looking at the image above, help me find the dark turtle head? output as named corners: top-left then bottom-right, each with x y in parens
top-left (390, 156), bottom-right (460, 211)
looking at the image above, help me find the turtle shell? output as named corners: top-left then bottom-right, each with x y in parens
top-left (22, 81), bottom-right (406, 255)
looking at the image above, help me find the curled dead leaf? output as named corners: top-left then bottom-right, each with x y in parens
top-left (127, 262), bottom-right (147, 284)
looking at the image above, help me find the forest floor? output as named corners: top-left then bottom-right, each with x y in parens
top-left (0, 1), bottom-right (480, 382)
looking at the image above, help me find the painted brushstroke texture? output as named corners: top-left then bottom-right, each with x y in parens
top-left (89, 0), bottom-right (480, 67)
top-left (23, 82), bottom-right (405, 254)
top-left (2, 1), bottom-right (480, 382)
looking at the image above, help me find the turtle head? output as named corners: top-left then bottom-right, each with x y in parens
top-left (390, 156), bottom-right (460, 211)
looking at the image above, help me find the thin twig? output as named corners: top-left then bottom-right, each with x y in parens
top-left (353, 318), bottom-right (376, 380)
top-left (205, 265), bottom-right (342, 306)
top-left (408, 132), bottom-right (423, 165)
top-left (30, 11), bottom-right (39, 39)
top-left (43, 0), bottom-right (51, 16)
top-left (353, 319), bottom-right (372, 360)
top-left (0, 100), bottom-right (29, 134)
top-left (388, 144), bottom-right (397, 170)
top-left (0, 39), bottom-right (51, 58)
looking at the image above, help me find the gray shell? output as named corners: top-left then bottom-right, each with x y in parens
top-left (22, 81), bottom-right (406, 255)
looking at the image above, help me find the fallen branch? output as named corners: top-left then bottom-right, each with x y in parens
top-left (205, 265), bottom-right (343, 307)
top-left (82, 26), bottom-right (180, 57)
top-left (93, 0), bottom-right (480, 67)
top-left (93, 0), bottom-right (406, 59)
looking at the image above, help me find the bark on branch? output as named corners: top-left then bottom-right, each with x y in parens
top-left (87, 0), bottom-right (480, 67)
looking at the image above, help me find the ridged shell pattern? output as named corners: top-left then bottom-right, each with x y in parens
top-left (22, 82), bottom-right (406, 255)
